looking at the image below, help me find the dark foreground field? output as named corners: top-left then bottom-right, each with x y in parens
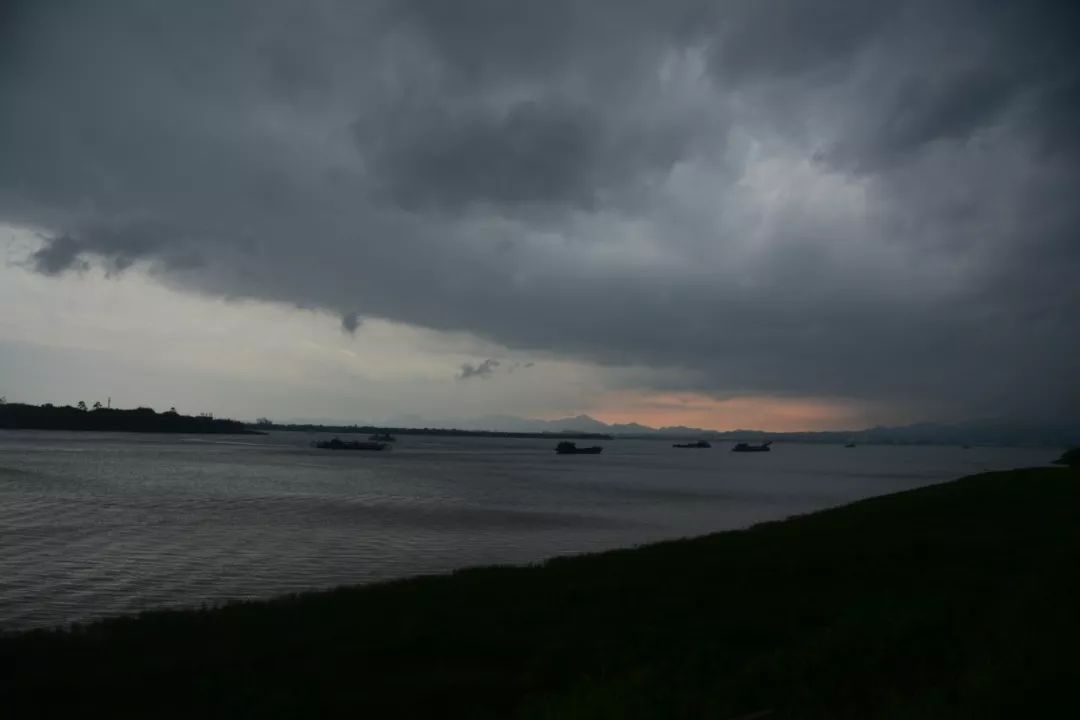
top-left (3, 466), bottom-right (1078, 718)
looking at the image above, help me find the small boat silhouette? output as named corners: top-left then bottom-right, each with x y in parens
top-left (555, 441), bottom-right (603, 455)
top-left (673, 440), bottom-right (712, 449)
top-left (313, 437), bottom-right (389, 451)
top-left (732, 440), bottom-right (772, 453)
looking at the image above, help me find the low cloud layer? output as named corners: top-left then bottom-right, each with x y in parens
top-left (2, 0), bottom-right (1078, 420)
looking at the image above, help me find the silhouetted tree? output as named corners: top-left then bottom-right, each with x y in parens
top-left (92, 401), bottom-right (103, 410)
top-left (166, 406), bottom-right (178, 415)
top-left (76, 401), bottom-right (87, 412)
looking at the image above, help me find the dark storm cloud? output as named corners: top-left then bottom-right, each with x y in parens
top-left (703, 0), bottom-right (892, 81)
top-left (2, 0), bottom-right (1078, 420)
top-left (29, 235), bottom-right (86, 275)
top-left (358, 97), bottom-right (695, 211)
top-left (458, 359), bottom-right (500, 381)
top-left (821, 66), bottom-right (1020, 173)
top-left (340, 312), bottom-right (362, 335)
top-left (361, 100), bottom-right (603, 210)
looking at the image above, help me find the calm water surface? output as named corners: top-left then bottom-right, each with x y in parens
top-left (0, 430), bottom-right (1057, 631)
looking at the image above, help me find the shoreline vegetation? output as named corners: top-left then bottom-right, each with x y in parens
top-left (0, 402), bottom-right (258, 434)
top-left (3, 464), bottom-right (1078, 717)
top-left (0, 402), bottom-right (612, 440)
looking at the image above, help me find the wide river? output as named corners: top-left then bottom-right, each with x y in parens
top-left (0, 430), bottom-right (1058, 631)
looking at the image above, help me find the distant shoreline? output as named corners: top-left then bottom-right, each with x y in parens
top-left (252, 422), bottom-right (612, 440)
top-left (0, 403), bottom-right (260, 435)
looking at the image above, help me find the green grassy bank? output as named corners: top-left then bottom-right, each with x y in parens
top-left (3, 466), bottom-right (1078, 718)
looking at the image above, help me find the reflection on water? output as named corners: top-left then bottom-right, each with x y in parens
top-left (0, 430), bottom-right (1055, 631)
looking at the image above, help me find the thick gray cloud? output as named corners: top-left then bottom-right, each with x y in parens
top-left (1, 0), bottom-right (1078, 420)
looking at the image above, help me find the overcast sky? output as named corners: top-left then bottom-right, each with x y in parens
top-left (1, 1), bottom-right (1077, 430)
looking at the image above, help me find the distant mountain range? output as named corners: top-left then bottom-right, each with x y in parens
top-left (348, 413), bottom-right (1079, 447)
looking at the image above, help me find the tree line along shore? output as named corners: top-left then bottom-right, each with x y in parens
top-left (0, 402), bottom-right (257, 434)
top-left (0, 402), bottom-right (612, 439)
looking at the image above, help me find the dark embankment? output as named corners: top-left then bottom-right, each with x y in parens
top-left (1055, 446), bottom-right (1080, 466)
top-left (2, 466), bottom-right (1078, 718)
top-left (0, 403), bottom-right (258, 434)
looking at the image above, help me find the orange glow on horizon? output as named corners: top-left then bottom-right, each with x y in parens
top-left (579, 392), bottom-right (872, 432)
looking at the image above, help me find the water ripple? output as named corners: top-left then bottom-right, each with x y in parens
top-left (0, 430), bottom-right (1055, 631)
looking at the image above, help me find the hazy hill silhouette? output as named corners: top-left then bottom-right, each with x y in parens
top-left (371, 413), bottom-right (1079, 447)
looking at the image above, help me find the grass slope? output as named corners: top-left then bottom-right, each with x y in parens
top-left (2, 467), bottom-right (1078, 718)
